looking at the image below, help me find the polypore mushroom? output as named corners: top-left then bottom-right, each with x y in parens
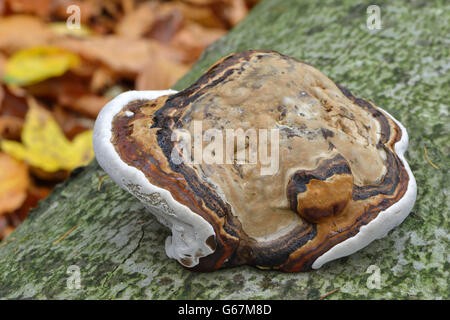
top-left (93, 50), bottom-right (416, 272)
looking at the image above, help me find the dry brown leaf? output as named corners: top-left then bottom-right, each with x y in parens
top-left (121, 0), bottom-right (135, 15)
top-left (0, 84), bottom-right (27, 141)
top-left (6, 0), bottom-right (52, 19)
top-left (245, 0), bottom-right (261, 8)
top-left (67, 94), bottom-right (110, 119)
top-left (68, 59), bottom-right (100, 78)
top-left (29, 167), bottom-right (70, 181)
top-left (25, 73), bottom-right (106, 118)
top-left (177, 0), bottom-right (218, 5)
top-left (0, 15), bottom-right (52, 54)
top-left (25, 72), bottom-right (89, 103)
top-left (0, 86), bottom-right (28, 118)
top-left (90, 66), bottom-right (117, 93)
top-left (162, 1), bottom-right (227, 29)
top-left (0, 178), bottom-right (52, 240)
top-left (0, 215), bottom-right (8, 240)
top-left (102, 0), bottom-right (123, 20)
top-left (53, 105), bottom-right (94, 140)
top-left (115, 1), bottom-right (157, 39)
top-left (14, 181), bottom-right (51, 221)
top-left (0, 1), bottom-right (5, 16)
top-left (0, 224), bottom-right (15, 241)
top-left (0, 116), bottom-right (23, 140)
top-left (136, 57), bottom-right (190, 90)
top-left (0, 153), bottom-right (29, 216)
top-left (53, 36), bottom-right (172, 76)
top-left (0, 52), bottom-right (6, 78)
top-left (170, 21), bottom-right (226, 63)
top-left (218, 0), bottom-right (248, 26)
top-left (150, 7), bottom-right (185, 43)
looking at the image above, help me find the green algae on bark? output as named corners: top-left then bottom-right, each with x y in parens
top-left (0, 0), bottom-right (448, 299)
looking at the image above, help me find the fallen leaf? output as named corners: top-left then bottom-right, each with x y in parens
top-left (136, 56), bottom-right (190, 90)
top-left (1, 99), bottom-right (94, 172)
top-left (54, 36), bottom-right (172, 76)
top-left (25, 73), bottom-right (108, 118)
top-left (29, 166), bottom-right (70, 181)
top-left (6, 0), bottom-right (52, 18)
top-left (164, 1), bottom-right (227, 29)
top-left (1, 180), bottom-right (51, 232)
top-left (246, 0), bottom-right (261, 8)
top-left (170, 22), bottom-right (226, 63)
top-left (102, 1), bottom-right (123, 21)
top-left (115, 1), bottom-right (157, 39)
top-left (0, 153), bottom-right (29, 215)
top-left (0, 216), bottom-right (8, 240)
top-left (216, 0), bottom-right (249, 26)
top-left (3, 46), bottom-right (80, 86)
top-left (0, 15), bottom-right (52, 54)
top-left (49, 22), bottom-right (93, 38)
top-left (0, 86), bottom-right (29, 118)
top-left (90, 66), bottom-right (117, 93)
top-left (53, 105), bottom-right (95, 140)
top-left (15, 182), bottom-right (51, 221)
top-left (150, 7), bottom-right (185, 43)
top-left (0, 115), bottom-right (23, 140)
top-left (67, 94), bottom-right (110, 119)
top-left (178, 0), bottom-right (218, 4)
top-left (0, 52), bottom-right (6, 78)
top-left (0, 86), bottom-right (28, 139)
top-left (0, 224), bottom-right (15, 241)
top-left (121, 0), bottom-right (135, 15)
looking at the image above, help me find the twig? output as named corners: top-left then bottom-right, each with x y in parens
top-left (424, 146), bottom-right (440, 170)
top-left (319, 287), bottom-right (340, 300)
top-left (97, 174), bottom-right (107, 191)
top-left (0, 237), bottom-right (15, 247)
top-left (53, 225), bottom-right (78, 245)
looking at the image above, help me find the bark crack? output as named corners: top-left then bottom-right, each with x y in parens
top-left (101, 223), bottom-right (147, 287)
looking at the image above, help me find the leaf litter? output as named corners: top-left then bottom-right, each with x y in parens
top-left (0, 0), bottom-right (260, 240)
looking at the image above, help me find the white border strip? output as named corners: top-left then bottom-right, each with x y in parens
top-left (93, 90), bottom-right (215, 268)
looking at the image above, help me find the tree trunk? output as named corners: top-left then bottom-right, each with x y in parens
top-left (0, 0), bottom-right (447, 299)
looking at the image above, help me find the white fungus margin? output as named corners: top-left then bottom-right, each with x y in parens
top-left (93, 90), bottom-right (216, 268)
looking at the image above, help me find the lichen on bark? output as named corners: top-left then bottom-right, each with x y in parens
top-left (0, 0), bottom-right (448, 299)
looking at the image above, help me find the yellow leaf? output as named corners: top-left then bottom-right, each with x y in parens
top-left (2, 46), bottom-right (80, 86)
top-left (1, 103), bottom-right (94, 172)
top-left (49, 22), bottom-right (92, 38)
top-left (0, 153), bottom-right (29, 215)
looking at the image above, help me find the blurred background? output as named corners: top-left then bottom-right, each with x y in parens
top-left (0, 0), bottom-right (260, 240)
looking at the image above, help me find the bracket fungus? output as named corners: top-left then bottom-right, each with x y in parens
top-left (93, 50), bottom-right (416, 272)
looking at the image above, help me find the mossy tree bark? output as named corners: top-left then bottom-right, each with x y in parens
top-left (0, 0), bottom-right (448, 299)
